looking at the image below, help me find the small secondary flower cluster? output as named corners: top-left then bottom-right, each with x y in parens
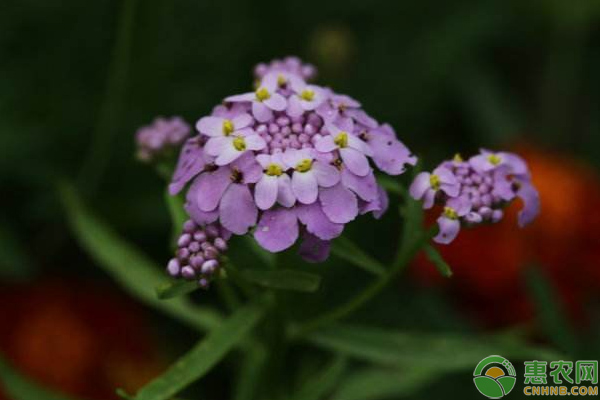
top-left (169, 56), bottom-right (416, 264)
top-left (135, 117), bottom-right (191, 162)
top-left (409, 150), bottom-right (540, 244)
top-left (166, 220), bottom-right (230, 288)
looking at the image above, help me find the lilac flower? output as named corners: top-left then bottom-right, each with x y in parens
top-left (166, 220), bottom-right (230, 288)
top-left (283, 148), bottom-right (340, 204)
top-left (166, 57), bottom-right (416, 268)
top-left (226, 74), bottom-right (287, 122)
top-left (135, 116), bottom-right (191, 162)
top-left (410, 150), bottom-right (540, 245)
top-left (315, 125), bottom-right (373, 176)
top-left (409, 166), bottom-right (459, 209)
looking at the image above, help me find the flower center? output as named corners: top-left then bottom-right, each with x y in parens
top-left (429, 174), bottom-right (441, 190)
top-left (300, 89), bottom-right (315, 101)
top-left (487, 154), bottom-right (502, 166)
top-left (255, 87), bottom-right (271, 102)
top-left (295, 159), bottom-right (313, 173)
top-left (443, 206), bottom-right (458, 220)
top-left (233, 137), bottom-right (246, 151)
top-left (222, 119), bottom-right (234, 136)
top-left (265, 163), bottom-right (283, 176)
top-left (334, 132), bottom-right (348, 148)
top-left (453, 153), bottom-right (463, 163)
top-left (277, 74), bottom-right (286, 87)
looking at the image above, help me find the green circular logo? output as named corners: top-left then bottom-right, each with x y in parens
top-left (473, 355), bottom-right (517, 399)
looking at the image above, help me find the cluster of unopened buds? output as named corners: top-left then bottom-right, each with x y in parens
top-left (166, 220), bottom-right (229, 288)
top-left (132, 56), bottom-right (541, 287)
top-left (135, 116), bottom-right (191, 162)
top-left (409, 150), bottom-right (540, 244)
top-left (166, 56), bottom-right (417, 275)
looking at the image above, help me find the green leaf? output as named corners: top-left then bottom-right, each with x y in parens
top-left (156, 279), bottom-right (198, 300)
top-left (307, 324), bottom-right (561, 370)
top-left (331, 367), bottom-right (432, 400)
top-left (376, 176), bottom-right (404, 196)
top-left (239, 269), bottom-right (321, 293)
top-left (233, 341), bottom-right (268, 400)
top-left (243, 235), bottom-right (277, 268)
top-left (0, 353), bottom-right (80, 400)
top-left (59, 182), bottom-right (221, 332)
top-left (132, 301), bottom-right (266, 400)
top-left (423, 245), bottom-right (453, 277)
top-left (525, 266), bottom-right (579, 355)
top-left (291, 356), bottom-right (347, 400)
top-left (164, 189), bottom-right (187, 248)
top-left (331, 236), bottom-right (385, 276)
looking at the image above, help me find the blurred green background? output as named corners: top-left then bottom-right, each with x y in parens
top-left (1, 0), bottom-right (600, 399)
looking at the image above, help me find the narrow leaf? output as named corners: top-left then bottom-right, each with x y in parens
top-left (376, 176), bottom-right (404, 195)
top-left (291, 356), bottom-right (347, 400)
top-left (133, 301), bottom-right (265, 400)
top-left (243, 235), bottom-right (277, 268)
top-left (233, 341), bottom-right (268, 400)
top-left (423, 245), bottom-right (453, 277)
top-left (331, 367), bottom-right (431, 400)
top-left (164, 189), bottom-right (187, 248)
top-left (0, 353), bottom-right (80, 400)
top-left (59, 182), bottom-right (221, 332)
top-left (240, 269), bottom-right (321, 293)
top-left (331, 236), bottom-right (385, 276)
top-left (307, 324), bottom-right (561, 370)
top-left (156, 280), bottom-right (198, 300)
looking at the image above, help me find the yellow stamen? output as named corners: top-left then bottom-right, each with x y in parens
top-left (233, 137), bottom-right (246, 151)
top-left (453, 153), bottom-right (463, 163)
top-left (334, 132), bottom-right (349, 148)
top-left (222, 119), bottom-right (234, 136)
top-left (255, 87), bottom-right (271, 102)
top-left (443, 206), bottom-right (458, 220)
top-left (300, 89), bottom-right (315, 101)
top-left (429, 174), bottom-right (441, 191)
top-left (265, 163), bottom-right (283, 176)
top-left (295, 159), bottom-right (312, 172)
top-left (487, 153), bottom-right (502, 166)
top-left (277, 74), bottom-right (286, 86)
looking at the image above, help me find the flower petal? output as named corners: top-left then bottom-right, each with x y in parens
top-left (319, 182), bottom-right (358, 223)
top-left (232, 113), bottom-right (253, 129)
top-left (313, 161), bottom-right (340, 188)
top-left (517, 181), bottom-right (540, 227)
top-left (192, 168), bottom-right (231, 212)
top-left (286, 96), bottom-right (304, 117)
top-left (434, 216), bottom-right (461, 244)
top-left (296, 202), bottom-right (344, 240)
top-left (215, 143), bottom-right (243, 166)
top-left (264, 92), bottom-right (287, 111)
top-left (277, 174), bottom-right (296, 207)
top-left (169, 137), bottom-right (207, 195)
top-left (252, 101), bottom-right (273, 122)
top-left (340, 147), bottom-right (370, 176)
top-left (225, 92), bottom-right (255, 103)
top-left (244, 134), bottom-right (266, 151)
top-left (314, 135), bottom-right (337, 153)
top-left (205, 136), bottom-right (230, 157)
top-left (254, 208), bottom-right (299, 252)
top-left (409, 172), bottom-right (431, 201)
top-left (255, 175), bottom-right (278, 210)
top-left (292, 171), bottom-right (318, 204)
top-left (299, 232), bottom-right (331, 263)
top-left (219, 184), bottom-right (257, 234)
top-left (341, 168), bottom-right (377, 201)
top-left (368, 125), bottom-right (417, 175)
top-left (196, 116), bottom-right (224, 137)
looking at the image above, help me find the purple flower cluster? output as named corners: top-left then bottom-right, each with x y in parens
top-left (135, 117), bottom-right (191, 162)
top-left (409, 150), bottom-right (540, 244)
top-left (169, 57), bottom-right (416, 262)
top-left (166, 220), bottom-right (230, 288)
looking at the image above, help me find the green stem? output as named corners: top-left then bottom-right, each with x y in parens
top-left (290, 226), bottom-right (435, 339)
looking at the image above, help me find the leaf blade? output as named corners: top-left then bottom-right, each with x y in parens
top-left (423, 244), bottom-right (453, 277)
top-left (239, 269), bottom-right (321, 293)
top-left (331, 236), bottom-right (386, 276)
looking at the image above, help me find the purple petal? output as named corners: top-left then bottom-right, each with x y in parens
top-left (368, 125), bottom-right (417, 175)
top-left (423, 189), bottom-right (436, 209)
top-left (409, 172), bottom-right (431, 201)
top-left (204, 136), bottom-right (230, 157)
top-left (254, 208), bottom-right (299, 252)
top-left (245, 134), bottom-right (267, 151)
top-left (373, 185), bottom-right (389, 219)
top-left (313, 161), bottom-right (340, 188)
top-left (277, 174), bottom-right (296, 207)
top-left (184, 195), bottom-right (219, 225)
top-left (314, 135), bottom-right (337, 153)
top-left (342, 168), bottom-right (377, 201)
top-left (299, 232), bottom-right (331, 263)
top-left (264, 92), bottom-right (287, 111)
top-left (196, 116), bottom-right (225, 137)
top-left (215, 143), bottom-right (243, 166)
top-left (233, 152), bottom-right (263, 183)
top-left (346, 109), bottom-right (378, 128)
top-left (219, 184), bottom-right (257, 234)
top-left (225, 92), bottom-right (256, 103)
top-left (192, 168), bottom-right (231, 212)
top-left (169, 137), bottom-right (207, 195)
top-left (252, 101), bottom-right (273, 122)
top-left (296, 202), bottom-right (344, 240)
top-left (517, 181), bottom-right (540, 227)
top-left (292, 171), bottom-right (319, 204)
top-left (255, 175), bottom-right (278, 210)
top-left (434, 216), bottom-right (461, 244)
top-left (319, 182), bottom-right (358, 223)
top-left (340, 147), bottom-right (370, 177)
top-left (286, 96), bottom-right (304, 117)
top-left (232, 113), bottom-right (253, 129)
